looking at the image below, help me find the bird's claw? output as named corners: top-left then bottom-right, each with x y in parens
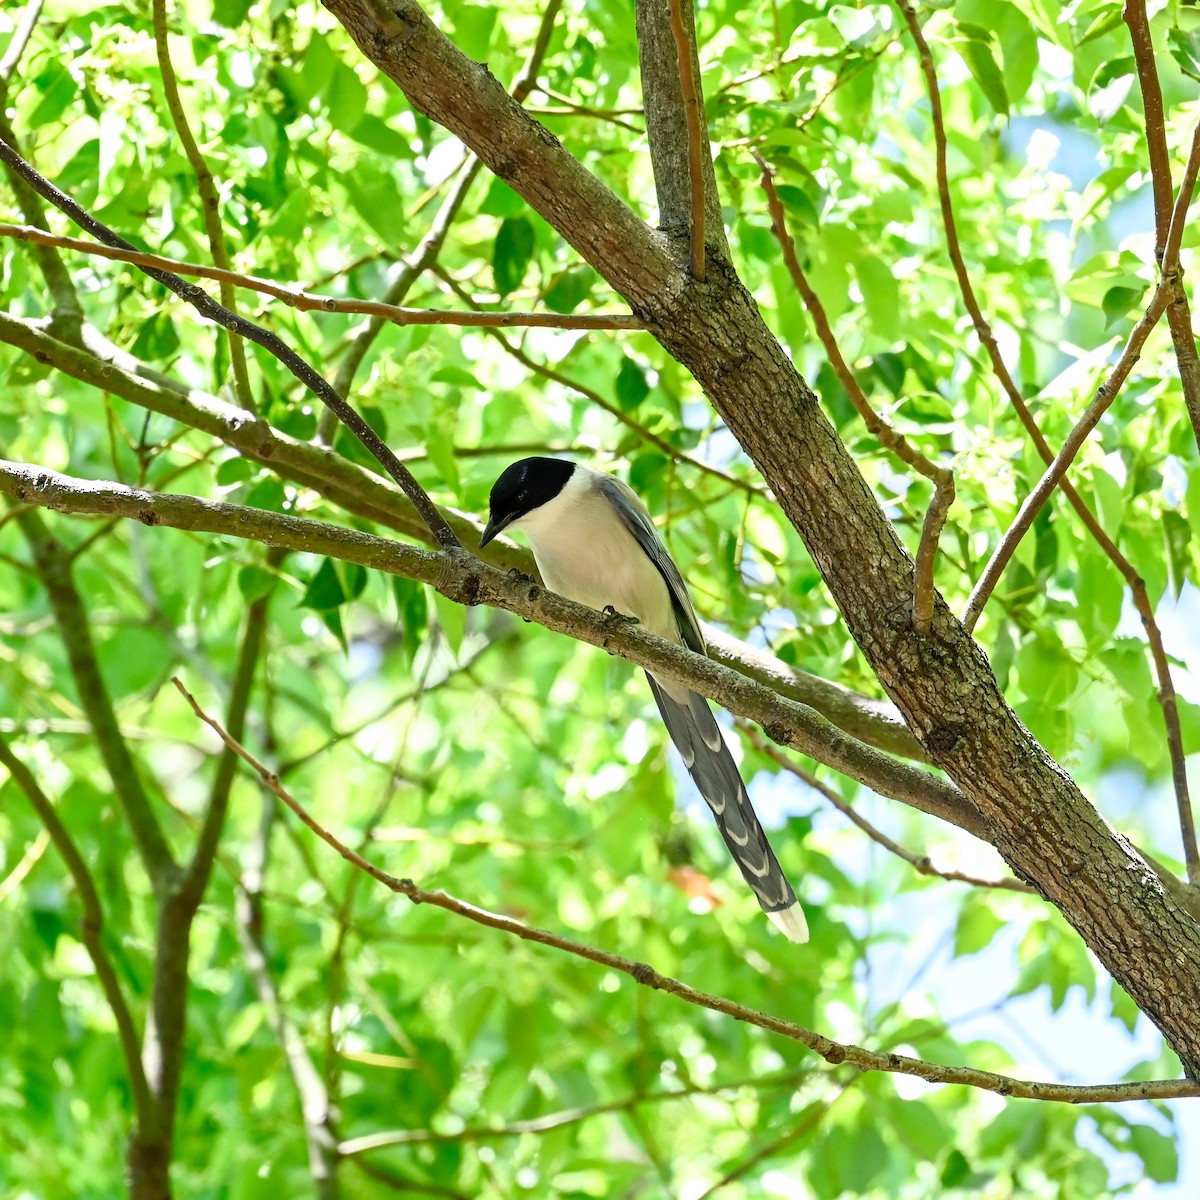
top-left (601, 605), bottom-right (639, 626)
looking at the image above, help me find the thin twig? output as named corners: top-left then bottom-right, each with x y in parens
top-left (432, 267), bottom-right (764, 496)
top-left (171, 677), bottom-right (1199, 1106)
top-left (152, 0), bottom-right (254, 411)
top-left (0, 828), bottom-right (49, 903)
top-left (962, 117), bottom-right (1200, 632)
top-left (316, 0), bottom-right (565, 444)
top-left (666, 0), bottom-right (707, 278)
top-left (0, 0), bottom-right (43, 85)
top-left (0, 137), bottom-right (460, 549)
top-left (896, 0), bottom-right (1199, 884)
top-left (1124, 0), bottom-right (1200, 448)
top-left (754, 150), bottom-right (954, 634)
top-left (746, 726), bottom-right (1034, 893)
top-left (0, 224), bottom-right (643, 331)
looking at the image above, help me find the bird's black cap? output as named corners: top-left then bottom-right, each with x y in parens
top-left (479, 457), bottom-right (576, 548)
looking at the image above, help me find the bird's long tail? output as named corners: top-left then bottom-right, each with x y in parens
top-left (646, 673), bottom-right (808, 943)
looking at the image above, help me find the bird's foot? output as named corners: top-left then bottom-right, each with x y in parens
top-left (601, 605), bottom-right (639, 626)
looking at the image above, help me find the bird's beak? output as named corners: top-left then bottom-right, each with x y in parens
top-left (478, 512), bottom-right (514, 549)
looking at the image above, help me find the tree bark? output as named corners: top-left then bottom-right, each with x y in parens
top-left (321, 0), bottom-right (1200, 1074)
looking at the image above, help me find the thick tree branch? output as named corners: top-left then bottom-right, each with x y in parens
top-left (634, 0), bottom-right (726, 258)
top-left (0, 459), bottom-right (975, 830)
top-left (0, 312), bottom-right (922, 763)
top-left (0, 134), bottom-right (459, 550)
top-left (152, 0), bottom-right (254, 411)
top-left (169, 682), bottom-right (1200, 1108)
top-left (665, 0), bottom-right (706, 277)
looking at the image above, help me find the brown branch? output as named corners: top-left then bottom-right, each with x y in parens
top-left (1124, 0), bottom-right (1200, 448)
top-left (746, 727), bottom-right (1034, 893)
top-left (754, 150), bottom-right (954, 635)
top-left (169, 679), bottom-right (1200, 1107)
top-left (0, 136), bottom-right (460, 550)
top-left (0, 224), bottom-right (644, 329)
top-left (0, 458), bottom-right (976, 828)
top-left (667, 0), bottom-right (706, 278)
top-left (151, 0), bottom-right (254, 411)
top-left (963, 117), bottom-right (1200, 633)
top-left (0, 733), bottom-right (157, 1137)
top-left (895, 0), bottom-right (1198, 884)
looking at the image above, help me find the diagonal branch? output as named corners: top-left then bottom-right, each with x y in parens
top-left (0, 135), bottom-right (459, 550)
top-left (1124, 0), bottom-right (1200, 449)
top-left (963, 117), bottom-right (1200, 633)
top-left (152, 0), bottom-right (254, 411)
top-left (170, 678), bottom-right (1200, 1108)
top-left (8, 503), bottom-right (177, 886)
top-left (754, 150), bottom-right (954, 635)
top-left (0, 458), bottom-right (978, 831)
top-left (745, 725), bottom-right (1033, 893)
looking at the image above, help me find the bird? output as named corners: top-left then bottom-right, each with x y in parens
top-left (479, 456), bottom-right (808, 943)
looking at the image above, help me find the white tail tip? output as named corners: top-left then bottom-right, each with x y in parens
top-left (767, 903), bottom-right (809, 944)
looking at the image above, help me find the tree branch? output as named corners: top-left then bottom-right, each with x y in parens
top-left (168, 680), bottom-right (1200, 1107)
top-left (1124, 0), bottom-right (1200, 449)
top-left (634, 0), bottom-right (726, 258)
top-left (754, 150), bottom-right (954, 635)
top-left (151, 0), bottom-right (254, 411)
top-left (665, 0), bottom-right (706, 278)
top-left (0, 459), bottom-right (975, 829)
top-left (963, 116), bottom-right (1200, 633)
top-left (0, 221), bottom-right (644, 329)
top-left (0, 134), bottom-right (459, 550)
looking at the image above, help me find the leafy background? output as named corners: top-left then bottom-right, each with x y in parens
top-left (1, 0), bottom-right (1198, 1195)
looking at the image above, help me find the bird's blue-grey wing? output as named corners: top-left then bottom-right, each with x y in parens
top-left (595, 474), bottom-right (806, 937)
top-left (594, 474), bottom-right (705, 654)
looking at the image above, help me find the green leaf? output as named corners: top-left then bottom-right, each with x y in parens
top-left (493, 216), bottom-right (535, 296)
top-left (1101, 284), bottom-right (1145, 330)
top-left (955, 30), bottom-right (1010, 116)
top-left (1129, 1125), bottom-right (1179, 1183)
top-left (301, 558), bottom-right (347, 611)
top-left (615, 357), bottom-right (651, 410)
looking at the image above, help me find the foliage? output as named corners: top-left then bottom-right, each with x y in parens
top-left (0, 0), bottom-right (1197, 1196)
